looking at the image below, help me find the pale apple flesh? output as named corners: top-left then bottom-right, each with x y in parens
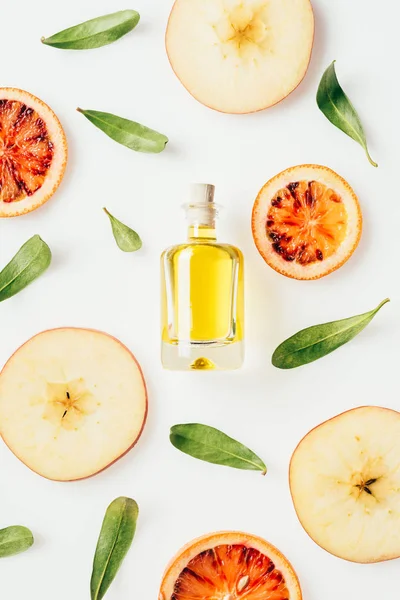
top-left (290, 407), bottom-right (400, 563)
top-left (166, 0), bottom-right (314, 114)
top-left (0, 328), bottom-right (147, 481)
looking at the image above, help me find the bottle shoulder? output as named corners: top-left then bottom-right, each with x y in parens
top-left (161, 241), bottom-right (243, 261)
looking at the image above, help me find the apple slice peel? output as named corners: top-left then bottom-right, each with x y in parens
top-left (290, 406), bottom-right (400, 563)
top-left (166, 0), bottom-right (315, 113)
top-left (0, 328), bottom-right (147, 481)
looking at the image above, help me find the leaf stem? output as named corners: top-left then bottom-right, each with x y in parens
top-left (375, 298), bottom-right (390, 311)
top-left (365, 149), bottom-right (378, 168)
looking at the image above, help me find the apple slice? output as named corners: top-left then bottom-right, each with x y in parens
top-left (290, 407), bottom-right (400, 563)
top-left (166, 0), bottom-right (314, 114)
top-left (0, 328), bottom-right (147, 481)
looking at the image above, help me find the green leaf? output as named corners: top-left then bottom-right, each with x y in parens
top-left (77, 109), bottom-right (168, 154)
top-left (317, 61), bottom-right (377, 167)
top-left (103, 208), bottom-right (142, 252)
top-left (91, 497), bottom-right (138, 600)
top-left (170, 423), bottom-right (267, 474)
top-left (272, 299), bottom-right (389, 369)
top-left (0, 235), bottom-right (51, 302)
top-left (41, 10), bottom-right (140, 50)
top-left (0, 526), bottom-right (34, 558)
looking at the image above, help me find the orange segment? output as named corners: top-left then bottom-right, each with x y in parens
top-left (0, 100), bottom-right (54, 203)
top-left (267, 180), bottom-right (348, 265)
top-left (0, 88), bottom-right (67, 217)
top-left (160, 532), bottom-right (301, 600)
top-left (252, 165), bottom-right (362, 280)
top-left (173, 545), bottom-right (289, 600)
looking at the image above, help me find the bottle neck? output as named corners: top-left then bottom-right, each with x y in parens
top-left (185, 202), bottom-right (218, 241)
top-left (187, 224), bottom-right (217, 241)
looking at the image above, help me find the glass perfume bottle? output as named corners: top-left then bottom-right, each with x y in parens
top-left (161, 184), bottom-right (244, 370)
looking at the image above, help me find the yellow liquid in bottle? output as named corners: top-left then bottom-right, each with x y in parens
top-left (161, 225), bottom-right (244, 370)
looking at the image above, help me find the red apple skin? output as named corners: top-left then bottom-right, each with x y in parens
top-left (165, 0), bottom-right (315, 115)
top-left (288, 405), bottom-right (400, 564)
top-left (0, 327), bottom-right (148, 482)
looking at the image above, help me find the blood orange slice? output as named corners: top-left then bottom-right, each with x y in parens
top-left (160, 531), bottom-right (301, 600)
top-left (0, 88), bottom-right (67, 217)
top-left (252, 165), bottom-right (362, 280)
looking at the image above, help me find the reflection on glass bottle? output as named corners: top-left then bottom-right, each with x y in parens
top-left (161, 184), bottom-right (244, 370)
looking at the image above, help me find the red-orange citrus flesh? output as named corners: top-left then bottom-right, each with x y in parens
top-left (252, 165), bottom-right (362, 280)
top-left (160, 532), bottom-right (302, 600)
top-left (0, 88), bottom-right (67, 217)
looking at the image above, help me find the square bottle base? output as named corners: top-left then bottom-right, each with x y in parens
top-left (161, 341), bottom-right (244, 371)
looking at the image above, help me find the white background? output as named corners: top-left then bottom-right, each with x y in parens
top-left (0, 0), bottom-right (399, 598)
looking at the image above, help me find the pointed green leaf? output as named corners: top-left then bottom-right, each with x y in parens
top-left (41, 10), bottom-right (140, 50)
top-left (77, 109), bottom-right (168, 154)
top-left (317, 61), bottom-right (377, 167)
top-left (170, 423), bottom-right (267, 474)
top-left (0, 526), bottom-right (34, 558)
top-left (103, 208), bottom-right (142, 252)
top-left (91, 497), bottom-right (139, 600)
top-left (0, 235), bottom-right (51, 302)
top-left (272, 299), bottom-right (389, 369)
